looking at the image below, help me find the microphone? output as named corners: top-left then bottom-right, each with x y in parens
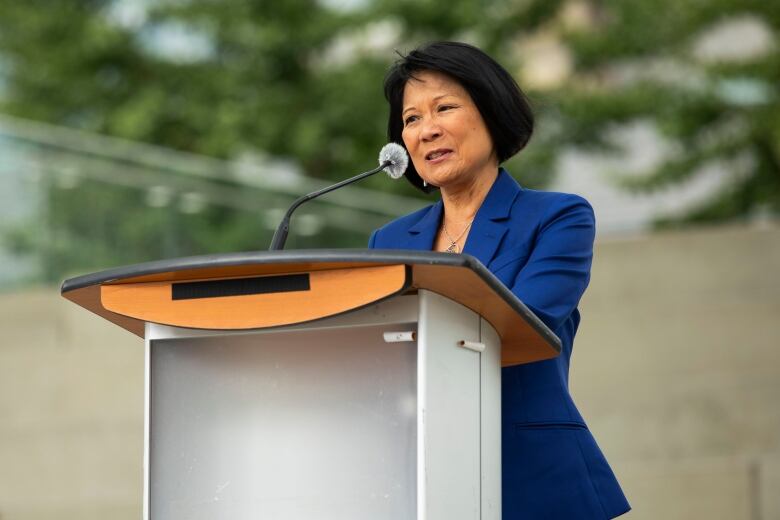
top-left (379, 142), bottom-right (409, 180)
top-left (268, 143), bottom-right (409, 250)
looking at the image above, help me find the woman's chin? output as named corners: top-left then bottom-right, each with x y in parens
top-left (421, 167), bottom-right (458, 186)
top-left (424, 171), bottom-right (470, 190)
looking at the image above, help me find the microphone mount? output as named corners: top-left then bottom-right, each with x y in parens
top-left (268, 160), bottom-right (392, 251)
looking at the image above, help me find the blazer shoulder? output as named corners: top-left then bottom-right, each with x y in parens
top-left (512, 188), bottom-right (595, 227)
top-left (369, 203), bottom-right (436, 248)
top-left (515, 187), bottom-right (593, 211)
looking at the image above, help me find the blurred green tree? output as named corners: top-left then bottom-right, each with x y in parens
top-left (0, 0), bottom-right (562, 188)
top-left (531, 0), bottom-right (780, 227)
top-left (0, 0), bottom-right (560, 282)
top-left (0, 0), bottom-right (777, 284)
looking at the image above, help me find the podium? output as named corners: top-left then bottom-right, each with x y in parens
top-left (61, 250), bottom-right (560, 520)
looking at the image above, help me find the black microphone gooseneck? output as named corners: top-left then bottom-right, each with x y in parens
top-left (268, 160), bottom-right (392, 251)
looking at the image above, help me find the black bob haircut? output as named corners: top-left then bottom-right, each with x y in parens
top-left (383, 41), bottom-right (534, 193)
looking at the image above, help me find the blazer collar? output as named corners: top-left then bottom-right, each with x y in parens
top-left (404, 198), bottom-right (443, 250)
top-left (404, 168), bottom-right (522, 266)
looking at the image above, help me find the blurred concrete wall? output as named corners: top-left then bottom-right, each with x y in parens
top-left (573, 221), bottom-right (780, 519)
top-left (0, 286), bottom-right (143, 519)
top-left (0, 221), bottom-right (778, 519)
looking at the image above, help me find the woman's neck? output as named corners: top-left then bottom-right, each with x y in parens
top-left (439, 166), bottom-right (499, 223)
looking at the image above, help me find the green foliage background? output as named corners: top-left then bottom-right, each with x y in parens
top-left (0, 0), bottom-right (777, 283)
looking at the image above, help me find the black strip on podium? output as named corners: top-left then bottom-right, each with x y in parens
top-left (172, 274), bottom-right (310, 300)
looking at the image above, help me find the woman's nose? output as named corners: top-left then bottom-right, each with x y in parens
top-left (420, 119), bottom-right (442, 142)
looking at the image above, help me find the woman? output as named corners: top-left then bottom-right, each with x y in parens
top-left (368, 41), bottom-right (631, 519)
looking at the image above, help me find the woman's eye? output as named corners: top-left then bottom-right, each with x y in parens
top-left (439, 104), bottom-right (456, 112)
top-left (404, 115), bottom-right (419, 126)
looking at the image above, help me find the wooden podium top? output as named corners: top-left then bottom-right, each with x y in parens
top-left (61, 249), bottom-right (560, 367)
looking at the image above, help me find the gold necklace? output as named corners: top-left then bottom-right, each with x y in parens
top-left (442, 219), bottom-right (473, 253)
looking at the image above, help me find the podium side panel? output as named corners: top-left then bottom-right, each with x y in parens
top-left (418, 290), bottom-right (481, 520)
top-left (480, 318), bottom-right (502, 520)
top-left (143, 326), bottom-right (151, 520)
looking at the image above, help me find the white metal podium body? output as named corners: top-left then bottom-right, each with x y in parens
top-left (143, 290), bottom-right (501, 520)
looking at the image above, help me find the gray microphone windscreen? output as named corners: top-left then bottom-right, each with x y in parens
top-left (378, 143), bottom-right (408, 179)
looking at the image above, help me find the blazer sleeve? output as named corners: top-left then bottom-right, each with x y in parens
top-left (510, 194), bottom-right (596, 332)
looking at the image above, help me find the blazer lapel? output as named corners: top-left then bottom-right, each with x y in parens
top-left (461, 168), bottom-right (521, 267)
top-left (403, 199), bottom-right (443, 250)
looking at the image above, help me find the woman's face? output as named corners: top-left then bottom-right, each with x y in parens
top-left (401, 70), bottom-right (496, 190)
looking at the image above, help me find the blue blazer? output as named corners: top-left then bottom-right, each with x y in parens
top-left (369, 168), bottom-right (630, 519)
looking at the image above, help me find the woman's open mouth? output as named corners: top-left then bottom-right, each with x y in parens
top-left (425, 149), bottom-right (453, 164)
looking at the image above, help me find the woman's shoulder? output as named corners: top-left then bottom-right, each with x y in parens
top-left (512, 185), bottom-right (595, 228)
top-left (516, 185), bottom-right (593, 213)
top-left (368, 201), bottom-right (439, 248)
